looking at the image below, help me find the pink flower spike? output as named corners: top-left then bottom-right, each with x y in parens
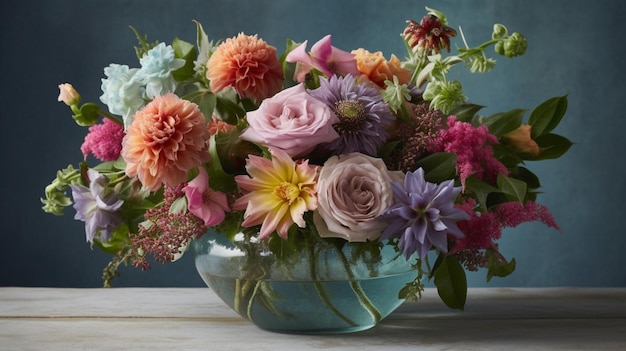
top-left (183, 167), bottom-right (230, 227)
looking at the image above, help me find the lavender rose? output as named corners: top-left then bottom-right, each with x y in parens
top-left (240, 83), bottom-right (340, 158)
top-left (313, 152), bottom-right (403, 242)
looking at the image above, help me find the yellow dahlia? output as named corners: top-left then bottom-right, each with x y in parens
top-left (121, 93), bottom-right (210, 191)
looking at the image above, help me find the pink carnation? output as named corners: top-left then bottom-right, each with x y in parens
top-left (429, 116), bottom-right (508, 189)
top-left (81, 118), bottom-right (124, 161)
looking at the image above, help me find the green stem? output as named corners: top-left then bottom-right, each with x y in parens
top-left (307, 241), bottom-right (358, 327)
top-left (234, 278), bottom-right (242, 314)
top-left (336, 247), bottom-right (382, 324)
top-left (98, 109), bottom-right (124, 126)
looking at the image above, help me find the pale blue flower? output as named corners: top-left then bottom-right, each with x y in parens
top-left (100, 64), bottom-right (145, 128)
top-left (70, 169), bottom-right (124, 243)
top-left (382, 168), bottom-right (469, 259)
top-left (135, 43), bottom-right (186, 99)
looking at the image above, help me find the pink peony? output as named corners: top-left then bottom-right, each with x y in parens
top-left (81, 118), bottom-right (124, 162)
top-left (240, 83), bottom-right (340, 158)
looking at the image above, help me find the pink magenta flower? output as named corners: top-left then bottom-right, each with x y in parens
top-left (121, 93), bottom-right (210, 191)
top-left (182, 167), bottom-right (230, 226)
top-left (81, 118), bottom-right (124, 162)
top-left (206, 33), bottom-right (283, 101)
top-left (240, 83), bottom-right (340, 158)
top-left (429, 116), bottom-right (508, 189)
top-left (233, 148), bottom-right (319, 240)
top-left (285, 35), bottom-right (360, 82)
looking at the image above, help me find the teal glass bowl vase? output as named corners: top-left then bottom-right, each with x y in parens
top-left (193, 228), bottom-right (417, 334)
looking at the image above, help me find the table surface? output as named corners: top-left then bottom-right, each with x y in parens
top-left (1, 287), bottom-right (625, 350)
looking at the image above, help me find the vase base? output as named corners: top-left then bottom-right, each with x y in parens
top-left (256, 324), bottom-right (376, 335)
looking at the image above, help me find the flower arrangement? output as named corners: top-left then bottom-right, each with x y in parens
top-left (43, 7), bottom-right (571, 312)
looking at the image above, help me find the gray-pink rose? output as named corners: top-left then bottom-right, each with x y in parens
top-left (240, 83), bottom-right (340, 158)
top-left (313, 152), bottom-right (403, 242)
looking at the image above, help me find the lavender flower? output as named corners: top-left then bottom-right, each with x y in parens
top-left (308, 74), bottom-right (394, 156)
top-left (381, 168), bottom-right (469, 259)
top-left (70, 169), bottom-right (124, 243)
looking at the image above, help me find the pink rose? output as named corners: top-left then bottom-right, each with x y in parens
top-left (240, 83), bottom-right (340, 158)
top-left (313, 152), bottom-right (403, 242)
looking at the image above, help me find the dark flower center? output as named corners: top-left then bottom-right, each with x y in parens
top-left (334, 99), bottom-right (366, 133)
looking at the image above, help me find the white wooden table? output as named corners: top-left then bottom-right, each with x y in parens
top-left (1, 287), bottom-right (625, 350)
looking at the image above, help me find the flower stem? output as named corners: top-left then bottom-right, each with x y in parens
top-left (307, 241), bottom-right (358, 327)
top-left (336, 247), bottom-right (382, 324)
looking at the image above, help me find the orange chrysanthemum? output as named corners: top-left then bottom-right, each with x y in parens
top-left (121, 93), bottom-right (210, 191)
top-left (206, 33), bottom-right (283, 101)
top-left (351, 48), bottom-right (412, 88)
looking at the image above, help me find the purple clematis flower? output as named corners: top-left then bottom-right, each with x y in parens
top-left (285, 35), bottom-right (360, 82)
top-left (381, 168), bottom-right (470, 259)
top-left (70, 169), bottom-right (124, 243)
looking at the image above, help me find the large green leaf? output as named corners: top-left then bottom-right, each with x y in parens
top-left (497, 173), bottom-right (527, 203)
top-left (215, 88), bottom-right (246, 124)
top-left (483, 108), bottom-right (525, 137)
top-left (449, 103), bottom-right (484, 123)
top-left (463, 176), bottom-right (499, 210)
top-left (528, 95), bottom-right (568, 138)
top-left (433, 254), bottom-right (467, 310)
top-left (171, 37), bottom-right (197, 81)
top-left (526, 133), bottom-right (573, 160)
top-left (486, 249), bottom-right (516, 282)
top-left (414, 152), bottom-right (457, 183)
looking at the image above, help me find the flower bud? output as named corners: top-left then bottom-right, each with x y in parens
top-left (492, 24), bottom-right (508, 39)
top-left (498, 32), bottom-right (527, 58)
top-left (57, 83), bottom-right (81, 106)
top-left (502, 124), bottom-right (539, 156)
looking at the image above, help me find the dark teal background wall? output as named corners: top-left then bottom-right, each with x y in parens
top-left (1, 0), bottom-right (624, 287)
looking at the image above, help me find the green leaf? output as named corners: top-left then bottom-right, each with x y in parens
top-left (463, 176), bottom-right (499, 210)
top-left (528, 95), bottom-right (568, 138)
top-left (510, 166), bottom-right (541, 189)
top-left (169, 196), bottom-right (188, 214)
top-left (215, 88), bottom-right (246, 125)
top-left (73, 103), bottom-right (100, 126)
top-left (433, 254), bottom-right (467, 310)
top-left (448, 103), bottom-right (484, 123)
top-left (93, 223), bottom-right (131, 255)
top-left (497, 173), bottom-right (527, 203)
top-left (171, 37), bottom-right (197, 81)
top-left (414, 152), bottom-right (457, 183)
top-left (483, 108), bottom-right (525, 137)
top-left (486, 249), bottom-right (516, 282)
top-left (187, 89), bottom-right (217, 123)
top-left (526, 133), bottom-right (573, 160)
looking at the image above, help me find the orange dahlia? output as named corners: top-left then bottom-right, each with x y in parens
top-left (351, 48), bottom-right (412, 88)
top-left (121, 93), bottom-right (210, 191)
top-left (206, 33), bottom-right (283, 101)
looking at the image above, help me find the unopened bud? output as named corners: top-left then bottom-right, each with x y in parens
top-left (57, 83), bottom-right (81, 106)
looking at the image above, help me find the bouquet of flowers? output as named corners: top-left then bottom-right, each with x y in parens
top-left (42, 7), bottom-right (570, 311)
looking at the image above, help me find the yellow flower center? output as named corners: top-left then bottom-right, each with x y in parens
top-left (273, 182), bottom-right (301, 204)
